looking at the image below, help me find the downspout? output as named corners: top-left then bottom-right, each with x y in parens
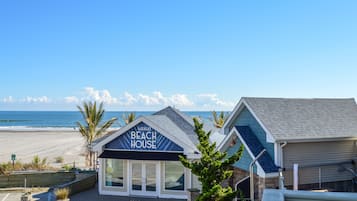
top-left (279, 142), bottom-right (287, 190)
top-left (280, 141), bottom-right (287, 149)
top-left (250, 149), bottom-right (266, 201)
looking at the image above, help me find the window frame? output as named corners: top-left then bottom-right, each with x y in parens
top-left (163, 161), bottom-right (185, 192)
top-left (104, 158), bottom-right (125, 189)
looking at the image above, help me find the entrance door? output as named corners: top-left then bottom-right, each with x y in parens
top-left (130, 161), bottom-right (158, 196)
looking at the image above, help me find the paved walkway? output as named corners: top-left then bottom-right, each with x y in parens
top-left (33, 186), bottom-right (186, 201)
top-left (0, 192), bottom-right (23, 201)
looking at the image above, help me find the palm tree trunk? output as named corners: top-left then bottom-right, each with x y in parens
top-left (93, 152), bottom-right (97, 170)
top-left (89, 151), bottom-right (93, 167)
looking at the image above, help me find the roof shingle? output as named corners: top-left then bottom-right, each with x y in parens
top-left (243, 97), bottom-right (357, 141)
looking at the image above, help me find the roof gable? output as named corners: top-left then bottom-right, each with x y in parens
top-left (92, 108), bottom-right (199, 154)
top-left (105, 121), bottom-right (184, 152)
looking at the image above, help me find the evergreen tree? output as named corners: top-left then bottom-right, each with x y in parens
top-left (179, 118), bottom-right (244, 201)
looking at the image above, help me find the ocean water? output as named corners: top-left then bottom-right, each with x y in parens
top-left (0, 111), bottom-right (214, 129)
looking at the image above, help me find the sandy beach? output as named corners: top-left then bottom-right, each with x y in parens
top-left (0, 130), bottom-right (87, 168)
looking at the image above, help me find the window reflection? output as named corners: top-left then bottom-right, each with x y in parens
top-left (165, 161), bottom-right (184, 191)
top-left (105, 159), bottom-right (124, 187)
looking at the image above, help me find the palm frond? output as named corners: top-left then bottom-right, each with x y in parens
top-left (76, 101), bottom-right (117, 145)
top-left (212, 111), bottom-right (228, 128)
top-left (96, 117), bottom-right (118, 137)
top-left (122, 112), bottom-right (136, 125)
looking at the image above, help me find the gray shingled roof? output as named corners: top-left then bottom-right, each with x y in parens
top-left (143, 115), bottom-right (197, 151)
top-left (93, 107), bottom-right (204, 150)
top-left (243, 97), bottom-right (357, 141)
top-left (154, 106), bottom-right (199, 144)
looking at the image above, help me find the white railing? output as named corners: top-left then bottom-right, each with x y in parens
top-left (262, 189), bottom-right (357, 201)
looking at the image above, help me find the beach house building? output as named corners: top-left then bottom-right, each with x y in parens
top-left (92, 106), bottom-right (202, 199)
top-left (219, 97), bottom-right (357, 199)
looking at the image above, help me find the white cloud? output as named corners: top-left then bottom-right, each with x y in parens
top-left (169, 94), bottom-right (194, 107)
top-left (120, 92), bottom-right (137, 106)
top-left (64, 96), bottom-right (79, 103)
top-left (2, 96), bottom-right (14, 103)
top-left (136, 91), bottom-right (194, 107)
top-left (0, 87), bottom-right (235, 111)
top-left (83, 87), bottom-right (118, 104)
top-left (61, 88), bottom-right (232, 110)
top-left (152, 91), bottom-right (169, 105)
top-left (197, 93), bottom-right (235, 109)
top-left (23, 96), bottom-right (50, 103)
top-left (138, 93), bottom-right (160, 105)
top-left (1, 96), bottom-right (51, 104)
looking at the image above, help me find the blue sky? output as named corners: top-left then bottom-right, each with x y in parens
top-left (1, 0), bottom-right (357, 111)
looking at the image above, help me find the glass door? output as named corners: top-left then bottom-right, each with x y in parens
top-left (145, 163), bottom-right (156, 192)
top-left (131, 162), bottom-right (142, 191)
top-left (130, 161), bottom-right (158, 196)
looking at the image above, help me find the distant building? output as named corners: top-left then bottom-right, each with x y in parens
top-left (219, 97), bottom-right (357, 200)
top-left (92, 106), bottom-right (203, 199)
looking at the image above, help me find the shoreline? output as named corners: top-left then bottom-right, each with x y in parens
top-left (0, 127), bottom-right (119, 132)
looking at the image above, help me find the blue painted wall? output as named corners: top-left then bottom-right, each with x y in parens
top-left (233, 107), bottom-right (275, 160)
top-left (227, 138), bottom-right (257, 173)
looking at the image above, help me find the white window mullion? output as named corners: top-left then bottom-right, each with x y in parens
top-left (142, 162), bottom-right (146, 192)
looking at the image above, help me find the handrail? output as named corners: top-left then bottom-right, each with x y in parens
top-left (234, 176), bottom-right (250, 201)
top-left (250, 149), bottom-right (266, 201)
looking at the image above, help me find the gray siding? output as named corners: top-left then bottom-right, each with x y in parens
top-left (283, 164), bottom-right (354, 186)
top-left (234, 107), bottom-right (275, 159)
top-left (283, 141), bottom-right (357, 185)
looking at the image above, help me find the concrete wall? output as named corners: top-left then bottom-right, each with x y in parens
top-left (0, 171), bottom-right (75, 188)
top-left (56, 173), bottom-right (97, 196)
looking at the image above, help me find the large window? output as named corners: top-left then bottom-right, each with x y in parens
top-left (164, 161), bottom-right (185, 191)
top-left (105, 159), bottom-right (124, 187)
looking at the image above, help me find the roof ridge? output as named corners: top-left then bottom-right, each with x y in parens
top-left (154, 106), bottom-right (194, 126)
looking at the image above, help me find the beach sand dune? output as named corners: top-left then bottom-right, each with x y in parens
top-left (0, 130), bottom-right (87, 168)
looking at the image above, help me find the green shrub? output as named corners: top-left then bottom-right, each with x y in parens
top-left (32, 155), bottom-right (48, 170)
top-left (62, 164), bottom-right (72, 171)
top-left (1, 155), bottom-right (56, 172)
top-left (55, 156), bottom-right (64, 163)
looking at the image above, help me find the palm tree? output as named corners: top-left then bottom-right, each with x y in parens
top-left (211, 111), bottom-right (228, 128)
top-left (77, 101), bottom-right (117, 168)
top-left (122, 112), bottom-right (136, 125)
